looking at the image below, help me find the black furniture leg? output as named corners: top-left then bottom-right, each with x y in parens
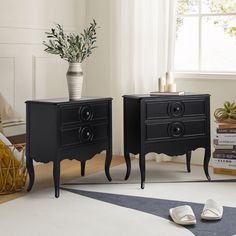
top-left (53, 159), bottom-right (60, 198)
top-left (80, 161), bottom-right (86, 176)
top-left (139, 154), bottom-right (146, 189)
top-left (26, 156), bottom-right (35, 192)
top-left (204, 148), bottom-right (211, 181)
top-left (186, 151), bottom-right (192, 173)
top-left (124, 152), bottom-right (131, 180)
top-left (105, 99), bottom-right (112, 182)
top-left (105, 149), bottom-right (112, 181)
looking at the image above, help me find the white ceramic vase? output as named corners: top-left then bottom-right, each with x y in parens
top-left (66, 63), bottom-right (83, 100)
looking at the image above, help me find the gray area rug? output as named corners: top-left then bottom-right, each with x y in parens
top-left (61, 187), bottom-right (236, 236)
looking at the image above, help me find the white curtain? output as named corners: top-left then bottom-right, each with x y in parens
top-left (110, 0), bottom-right (177, 159)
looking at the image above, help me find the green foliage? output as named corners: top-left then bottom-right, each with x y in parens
top-left (43, 20), bottom-right (98, 63)
top-left (176, 0), bottom-right (198, 37)
top-left (177, 0), bottom-right (236, 37)
top-left (210, 0), bottom-right (236, 37)
top-left (209, 0), bottom-right (236, 13)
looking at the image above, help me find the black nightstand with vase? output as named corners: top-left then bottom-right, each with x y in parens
top-left (26, 97), bottom-right (112, 198)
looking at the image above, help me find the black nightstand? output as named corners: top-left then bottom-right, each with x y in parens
top-left (123, 93), bottom-right (211, 189)
top-left (26, 97), bottom-right (112, 197)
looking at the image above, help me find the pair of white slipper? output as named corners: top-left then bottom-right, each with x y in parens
top-left (169, 199), bottom-right (223, 225)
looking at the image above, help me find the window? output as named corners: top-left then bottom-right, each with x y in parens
top-left (175, 0), bottom-right (236, 73)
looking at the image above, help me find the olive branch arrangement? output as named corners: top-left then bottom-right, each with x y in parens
top-left (43, 20), bottom-right (98, 63)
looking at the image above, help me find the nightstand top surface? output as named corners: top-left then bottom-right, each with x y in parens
top-left (123, 93), bottom-right (210, 99)
top-left (26, 97), bottom-right (112, 104)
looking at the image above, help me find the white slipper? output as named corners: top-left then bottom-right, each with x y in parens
top-left (169, 205), bottom-right (196, 225)
top-left (201, 199), bottom-right (223, 220)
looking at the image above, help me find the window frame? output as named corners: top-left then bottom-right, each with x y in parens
top-left (175, 71), bottom-right (236, 80)
top-left (175, 0), bottom-right (236, 78)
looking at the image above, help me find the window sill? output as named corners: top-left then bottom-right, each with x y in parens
top-left (174, 72), bottom-right (236, 80)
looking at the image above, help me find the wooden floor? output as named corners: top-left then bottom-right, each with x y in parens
top-left (0, 154), bottom-right (125, 204)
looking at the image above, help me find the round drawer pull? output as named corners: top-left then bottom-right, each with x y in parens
top-left (80, 106), bottom-right (93, 121)
top-left (170, 102), bottom-right (184, 117)
top-left (169, 122), bottom-right (185, 137)
top-left (79, 126), bottom-right (94, 142)
top-left (175, 127), bottom-right (180, 132)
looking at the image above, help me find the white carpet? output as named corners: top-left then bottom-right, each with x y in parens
top-left (0, 160), bottom-right (235, 236)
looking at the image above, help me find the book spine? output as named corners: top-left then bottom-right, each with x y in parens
top-left (149, 91), bottom-right (184, 95)
top-left (214, 144), bottom-right (236, 150)
top-left (214, 149), bottom-right (236, 154)
top-left (214, 139), bottom-right (236, 145)
top-left (213, 168), bottom-right (236, 176)
top-left (212, 158), bottom-right (236, 169)
top-left (213, 152), bottom-right (236, 159)
top-left (215, 133), bottom-right (236, 139)
top-left (217, 128), bottom-right (236, 133)
top-left (218, 123), bottom-right (236, 129)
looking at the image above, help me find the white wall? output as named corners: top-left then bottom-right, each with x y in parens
top-left (0, 0), bottom-right (86, 118)
top-left (84, 0), bottom-right (123, 154)
top-left (84, 0), bottom-right (111, 97)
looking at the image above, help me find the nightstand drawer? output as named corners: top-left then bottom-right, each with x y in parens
top-left (61, 123), bottom-right (108, 146)
top-left (145, 119), bottom-right (206, 141)
top-left (146, 99), bottom-right (206, 120)
top-left (61, 102), bottom-right (108, 125)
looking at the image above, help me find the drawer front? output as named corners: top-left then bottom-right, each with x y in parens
top-left (145, 119), bottom-right (206, 141)
top-left (145, 99), bottom-right (206, 120)
top-left (61, 123), bottom-right (108, 146)
top-left (61, 102), bottom-right (108, 125)
top-left (183, 99), bottom-right (206, 117)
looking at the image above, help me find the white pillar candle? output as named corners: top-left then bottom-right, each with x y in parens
top-left (164, 84), bottom-right (169, 92)
top-left (158, 78), bottom-right (161, 91)
top-left (166, 72), bottom-right (174, 85)
top-left (159, 77), bottom-right (166, 92)
top-left (168, 83), bottom-right (177, 92)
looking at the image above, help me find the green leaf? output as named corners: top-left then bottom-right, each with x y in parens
top-left (43, 20), bottom-right (98, 63)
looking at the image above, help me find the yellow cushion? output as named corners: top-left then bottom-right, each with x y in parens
top-left (0, 114), bottom-right (3, 133)
top-left (0, 140), bottom-right (21, 190)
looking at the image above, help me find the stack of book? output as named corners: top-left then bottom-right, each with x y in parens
top-left (213, 122), bottom-right (236, 175)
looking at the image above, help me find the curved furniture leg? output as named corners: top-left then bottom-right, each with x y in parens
top-left (139, 154), bottom-right (146, 189)
top-left (105, 149), bottom-right (112, 181)
top-left (26, 156), bottom-right (35, 192)
top-left (124, 152), bottom-right (131, 180)
top-left (186, 151), bottom-right (192, 173)
top-left (105, 99), bottom-right (112, 182)
top-left (80, 161), bottom-right (86, 176)
top-left (204, 148), bottom-right (211, 181)
top-left (53, 159), bottom-right (61, 198)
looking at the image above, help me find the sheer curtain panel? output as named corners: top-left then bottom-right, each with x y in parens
top-left (110, 0), bottom-right (177, 160)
